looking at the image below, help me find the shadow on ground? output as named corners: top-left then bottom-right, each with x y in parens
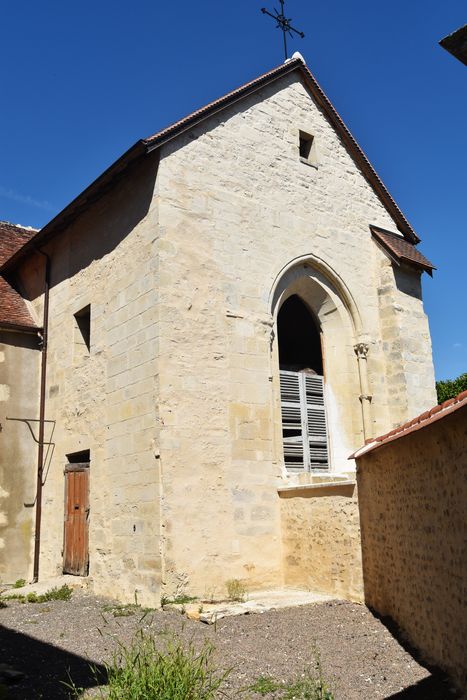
top-left (385, 674), bottom-right (457, 699)
top-left (375, 612), bottom-right (460, 700)
top-left (0, 626), bottom-right (106, 699)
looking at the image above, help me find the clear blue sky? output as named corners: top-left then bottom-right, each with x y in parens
top-left (1, 1), bottom-right (465, 380)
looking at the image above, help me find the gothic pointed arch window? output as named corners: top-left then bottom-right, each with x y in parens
top-left (277, 295), bottom-right (329, 471)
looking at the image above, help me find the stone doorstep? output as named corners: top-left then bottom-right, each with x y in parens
top-left (163, 588), bottom-right (334, 624)
top-left (0, 574), bottom-right (91, 598)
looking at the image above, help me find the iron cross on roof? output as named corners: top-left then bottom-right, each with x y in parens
top-left (261, 0), bottom-right (305, 61)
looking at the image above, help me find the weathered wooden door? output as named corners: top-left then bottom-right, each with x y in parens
top-left (63, 465), bottom-right (89, 575)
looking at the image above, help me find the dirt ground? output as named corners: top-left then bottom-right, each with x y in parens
top-left (0, 593), bottom-right (459, 699)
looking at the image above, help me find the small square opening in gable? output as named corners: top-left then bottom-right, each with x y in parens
top-left (299, 131), bottom-right (318, 167)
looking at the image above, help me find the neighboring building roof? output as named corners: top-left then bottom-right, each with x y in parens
top-left (350, 390), bottom-right (467, 459)
top-left (0, 277), bottom-right (39, 331)
top-left (0, 220), bottom-right (38, 267)
top-left (439, 25), bottom-right (467, 66)
top-left (1, 55), bottom-right (423, 274)
top-left (0, 221), bottom-right (40, 332)
top-left (370, 225), bottom-right (435, 276)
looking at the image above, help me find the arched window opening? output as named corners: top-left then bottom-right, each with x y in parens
top-left (277, 295), bottom-right (329, 471)
top-left (277, 295), bottom-right (322, 374)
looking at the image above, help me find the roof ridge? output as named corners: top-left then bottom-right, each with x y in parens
top-left (143, 58), bottom-right (302, 147)
top-left (1, 56), bottom-right (422, 273)
top-left (0, 220), bottom-right (39, 232)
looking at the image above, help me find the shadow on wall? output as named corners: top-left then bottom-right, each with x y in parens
top-left (0, 625), bottom-right (106, 699)
top-left (0, 331), bottom-right (40, 352)
top-left (14, 151), bottom-right (160, 300)
top-left (393, 265), bottom-right (422, 300)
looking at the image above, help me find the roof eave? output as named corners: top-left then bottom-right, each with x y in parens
top-left (143, 59), bottom-right (302, 153)
top-left (144, 59), bottom-right (419, 244)
top-left (0, 321), bottom-right (42, 334)
top-left (2, 57), bottom-right (421, 273)
top-left (0, 140), bottom-right (147, 275)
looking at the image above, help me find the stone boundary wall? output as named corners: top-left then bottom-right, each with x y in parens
top-left (356, 402), bottom-right (467, 694)
top-left (279, 482), bottom-right (364, 602)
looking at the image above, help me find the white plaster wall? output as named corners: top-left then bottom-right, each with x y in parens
top-left (0, 333), bottom-right (40, 583)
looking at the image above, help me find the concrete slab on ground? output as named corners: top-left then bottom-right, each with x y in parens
top-left (164, 588), bottom-right (334, 624)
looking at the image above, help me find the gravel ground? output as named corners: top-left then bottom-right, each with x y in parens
top-left (0, 593), bottom-right (458, 699)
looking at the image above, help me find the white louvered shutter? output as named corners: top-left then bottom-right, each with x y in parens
top-left (304, 374), bottom-right (328, 468)
top-left (280, 370), bottom-right (305, 470)
top-left (280, 370), bottom-right (329, 471)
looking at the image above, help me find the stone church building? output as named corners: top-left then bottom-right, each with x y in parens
top-left (0, 54), bottom-right (436, 606)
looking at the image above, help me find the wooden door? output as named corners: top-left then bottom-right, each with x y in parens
top-left (63, 465), bottom-right (89, 575)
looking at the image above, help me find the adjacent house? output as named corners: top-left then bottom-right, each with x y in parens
top-left (0, 54), bottom-right (436, 606)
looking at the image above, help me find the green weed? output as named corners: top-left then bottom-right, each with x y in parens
top-left (67, 631), bottom-right (231, 699)
top-left (160, 594), bottom-right (198, 607)
top-left (249, 675), bottom-right (280, 695)
top-left (3, 584), bottom-right (72, 604)
top-left (249, 651), bottom-right (334, 699)
top-left (282, 670), bottom-right (334, 700)
top-left (13, 578), bottom-right (26, 589)
top-left (225, 578), bottom-right (246, 602)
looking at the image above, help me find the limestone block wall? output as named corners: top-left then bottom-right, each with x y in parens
top-left (0, 332), bottom-right (40, 583)
top-left (279, 483), bottom-right (363, 601)
top-left (375, 255), bottom-right (436, 426)
top-left (357, 405), bottom-right (467, 693)
top-left (13, 154), bottom-right (163, 606)
top-left (154, 71), bottom-right (435, 596)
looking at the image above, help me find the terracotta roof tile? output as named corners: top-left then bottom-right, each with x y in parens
top-left (0, 221), bottom-right (37, 266)
top-left (0, 221), bottom-right (40, 331)
top-left (350, 390), bottom-right (467, 459)
top-left (0, 277), bottom-right (39, 330)
top-left (370, 225), bottom-right (435, 274)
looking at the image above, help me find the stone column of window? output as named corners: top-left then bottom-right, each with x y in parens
top-left (354, 342), bottom-right (372, 440)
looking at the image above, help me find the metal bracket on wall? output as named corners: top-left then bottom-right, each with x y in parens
top-left (6, 417), bottom-right (55, 445)
top-left (6, 417), bottom-right (56, 505)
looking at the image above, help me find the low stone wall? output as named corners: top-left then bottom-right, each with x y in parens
top-left (279, 482), bottom-right (364, 602)
top-left (356, 402), bottom-right (467, 694)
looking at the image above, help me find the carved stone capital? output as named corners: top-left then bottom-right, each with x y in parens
top-left (354, 342), bottom-right (369, 360)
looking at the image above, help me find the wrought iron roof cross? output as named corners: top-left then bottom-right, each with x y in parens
top-left (261, 0), bottom-right (305, 61)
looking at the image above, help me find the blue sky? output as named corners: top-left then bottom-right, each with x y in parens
top-left (0, 0), bottom-right (465, 380)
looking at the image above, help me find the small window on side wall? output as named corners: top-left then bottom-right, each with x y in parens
top-left (299, 131), bottom-right (318, 167)
top-left (74, 305), bottom-right (91, 358)
top-left (66, 449), bottom-right (90, 464)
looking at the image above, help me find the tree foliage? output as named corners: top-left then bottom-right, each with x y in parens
top-left (435, 372), bottom-right (467, 404)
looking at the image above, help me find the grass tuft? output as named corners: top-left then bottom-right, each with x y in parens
top-left (160, 594), bottom-right (198, 607)
top-left (249, 674), bottom-right (279, 695)
top-left (3, 584), bottom-right (72, 604)
top-left (225, 579), bottom-right (246, 603)
top-left (68, 631), bottom-right (231, 699)
top-left (249, 651), bottom-right (334, 699)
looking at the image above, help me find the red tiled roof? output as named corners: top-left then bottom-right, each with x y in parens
top-left (2, 55), bottom-right (423, 273)
top-left (0, 277), bottom-right (39, 330)
top-left (350, 390), bottom-right (467, 459)
top-left (0, 220), bottom-right (37, 266)
top-left (0, 221), bottom-right (40, 331)
top-left (370, 225), bottom-right (435, 275)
